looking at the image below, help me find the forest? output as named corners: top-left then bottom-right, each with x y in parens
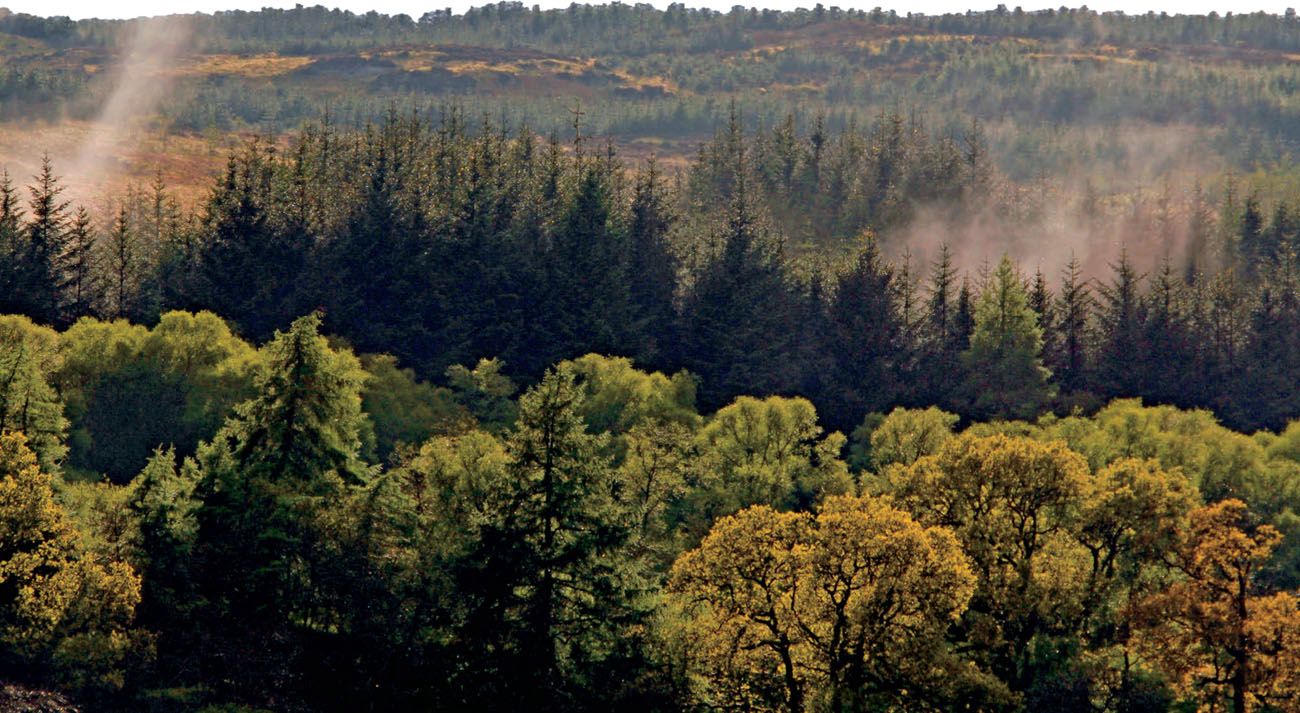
top-left (0, 105), bottom-right (1296, 713)
top-left (2, 3), bottom-right (1300, 713)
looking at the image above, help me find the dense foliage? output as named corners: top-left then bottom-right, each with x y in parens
top-left (0, 116), bottom-right (1298, 713)
top-left (6, 4), bottom-right (1300, 712)
top-left (1, 305), bottom-right (1299, 713)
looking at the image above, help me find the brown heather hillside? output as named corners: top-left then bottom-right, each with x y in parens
top-left (2, 11), bottom-right (1300, 207)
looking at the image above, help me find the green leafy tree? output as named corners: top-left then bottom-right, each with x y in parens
top-left (884, 434), bottom-right (1091, 697)
top-left (55, 311), bottom-right (258, 482)
top-left (667, 496), bottom-right (979, 713)
top-left (865, 406), bottom-right (960, 471)
top-left (446, 357), bottom-right (518, 434)
top-left (562, 353), bottom-right (700, 438)
top-left (360, 353), bottom-right (471, 463)
top-left (0, 315), bottom-right (66, 471)
top-left (687, 395), bottom-right (851, 541)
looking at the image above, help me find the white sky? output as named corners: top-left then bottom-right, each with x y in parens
top-left (9, 0), bottom-right (1297, 22)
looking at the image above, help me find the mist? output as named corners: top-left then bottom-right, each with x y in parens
top-left (61, 15), bottom-right (193, 206)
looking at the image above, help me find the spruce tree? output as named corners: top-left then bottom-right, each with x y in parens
top-left (824, 237), bottom-right (903, 431)
top-left (465, 365), bottom-right (639, 711)
top-left (1238, 192), bottom-right (1266, 277)
top-left (0, 170), bottom-right (24, 317)
top-left (1230, 261), bottom-right (1300, 431)
top-left (626, 158), bottom-right (678, 366)
top-left (1095, 248), bottom-right (1145, 398)
top-left (545, 161), bottom-right (632, 363)
top-left (1028, 266), bottom-right (1061, 392)
top-left (193, 312), bottom-right (370, 704)
top-left (1140, 259), bottom-right (1195, 407)
top-left (320, 122), bottom-right (430, 366)
top-left (198, 142), bottom-right (290, 341)
top-left (59, 205), bottom-right (98, 324)
top-left (679, 164), bottom-right (799, 411)
top-left (1268, 201), bottom-right (1296, 264)
top-left (1053, 253), bottom-right (1093, 395)
top-left (103, 203), bottom-right (138, 320)
top-left (22, 155), bottom-right (70, 325)
top-left (914, 244), bottom-right (965, 407)
top-left (960, 256), bottom-right (1053, 421)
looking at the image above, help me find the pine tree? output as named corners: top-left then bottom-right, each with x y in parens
top-left (960, 256), bottom-right (1053, 421)
top-left (824, 237), bottom-right (903, 431)
top-left (1095, 248), bottom-right (1145, 398)
top-left (192, 312), bottom-right (371, 704)
top-left (0, 171), bottom-right (25, 320)
top-left (59, 205), bottom-right (98, 324)
top-left (103, 203), bottom-right (138, 320)
top-left (679, 163), bottom-right (799, 411)
top-left (626, 158), bottom-right (678, 366)
top-left (22, 154), bottom-right (70, 325)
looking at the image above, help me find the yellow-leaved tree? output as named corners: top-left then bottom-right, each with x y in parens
top-left (666, 495), bottom-right (977, 713)
top-left (1134, 499), bottom-right (1300, 713)
top-left (881, 433), bottom-right (1092, 694)
top-left (0, 431), bottom-right (141, 692)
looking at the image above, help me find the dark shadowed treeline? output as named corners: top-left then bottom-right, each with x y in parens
top-left (5, 110), bottom-right (1300, 437)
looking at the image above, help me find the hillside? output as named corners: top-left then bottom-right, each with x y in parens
top-left (4, 5), bottom-right (1300, 203)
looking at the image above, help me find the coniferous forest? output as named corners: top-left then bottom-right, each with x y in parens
top-left (6, 4), bottom-right (1300, 713)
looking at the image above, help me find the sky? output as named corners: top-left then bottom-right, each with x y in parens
top-left (14, 0), bottom-right (1300, 21)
